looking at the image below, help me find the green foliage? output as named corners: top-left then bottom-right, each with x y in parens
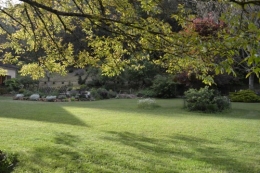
top-left (0, 150), bottom-right (18, 173)
top-left (22, 90), bottom-right (33, 97)
top-left (107, 90), bottom-right (117, 99)
top-left (151, 75), bottom-right (178, 98)
top-left (137, 89), bottom-right (156, 98)
top-left (90, 88), bottom-right (101, 100)
top-left (18, 88), bottom-right (26, 93)
top-left (4, 78), bottom-right (22, 91)
top-left (184, 86), bottom-right (230, 113)
top-left (0, 68), bottom-right (7, 76)
top-left (137, 98), bottom-right (160, 109)
top-left (22, 89), bottom-right (45, 98)
top-left (96, 88), bottom-right (109, 99)
top-left (90, 88), bottom-right (117, 100)
top-left (230, 90), bottom-right (260, 102)
top-left (18, 76), bottom-right (38, 88)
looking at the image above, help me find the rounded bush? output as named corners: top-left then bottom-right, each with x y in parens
top-left (230, 90), bottom-right (260, 102)
top-left (184, 86), bottom-right (230, 113)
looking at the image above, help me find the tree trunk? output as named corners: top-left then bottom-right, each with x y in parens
top-left (249, 73), bottom-right (254, 90)
top-left (46, 71), bottom-right (51, 87)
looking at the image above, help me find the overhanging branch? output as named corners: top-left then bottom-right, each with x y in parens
top-left (19, 0), bottom-right (167, 36)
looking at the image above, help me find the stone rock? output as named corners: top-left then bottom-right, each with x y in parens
top-left (46, 96), bottom-right (57, 102)
top-left (13, 94), bottom-right (24, 100)
top-left (29, 94), bottom-right (40, 101)
top-left (57, 94), bottom-right (67, 99)
top-left (116, 94), bottom-right (137, 99)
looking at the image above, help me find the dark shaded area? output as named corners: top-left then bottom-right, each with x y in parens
top-left (25, 132), bottom-right (177, 172)
top-left (21, 131), bottom-right (260, 172)
top-left (0, 150), bottom-right (18, 173)
top-left (103, 131), bottom-right (259, 173)
top-left (0, 99), bottom-right (87, 127)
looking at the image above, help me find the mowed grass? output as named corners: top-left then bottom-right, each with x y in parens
top-left (0, 97), bottom-right (259, 173)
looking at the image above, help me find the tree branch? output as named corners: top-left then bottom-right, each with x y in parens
top-left (19, 0), bottom-right (167, 36)
top-left (0, 8), bottom-right (28, 31)
top-left (32, 6), bottom-right (63, 58)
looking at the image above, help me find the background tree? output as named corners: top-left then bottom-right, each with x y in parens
top-left (0, 0), bottom-right (259, 86)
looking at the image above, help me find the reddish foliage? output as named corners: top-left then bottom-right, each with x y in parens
top-left (192, 13), bottom-right (226, 36)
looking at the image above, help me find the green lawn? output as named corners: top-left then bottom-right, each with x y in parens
top-left (0, 97), bottom-right (259, 173)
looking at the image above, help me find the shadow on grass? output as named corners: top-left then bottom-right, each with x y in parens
top-left (23, 132), bottom-right (176, 173)
top-left (103, 131), bottom-right (258, 173)
top-left (0, 99), bottom-right (87, 127)
top-left (18, 131), bottom-right (259, 172)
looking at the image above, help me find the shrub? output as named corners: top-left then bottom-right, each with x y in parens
top-left (90, 88), bottom-right (101, 100)
top-left (18, 88), bottom-right (26, 94)
top-left (230, 90), bottom-right (260, 102)
top-left (184, 86), bottom-right (230, 113)
top-left (0, 150), bottom-right (18, 173)
top-left (108, 90), bottom-right (117, 98)
top-left (4, 78), bottom-right (22, 91)
top-left (214, 96), bottom-right (230, 110)
top-left (137, 98), bottom-right (160, 109)
top-left (151, 75), bottom-right (178, 98)
top-left (23, 90), bottom-right (34, 97)
top-left (18, 76), bottom-right (38, 88)
top-left (0, 88), bottom-right (8, 95)
top-left (97, 88), bottom-right (109, 99)
top-left (137, 89), bottom-right (156, 98)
